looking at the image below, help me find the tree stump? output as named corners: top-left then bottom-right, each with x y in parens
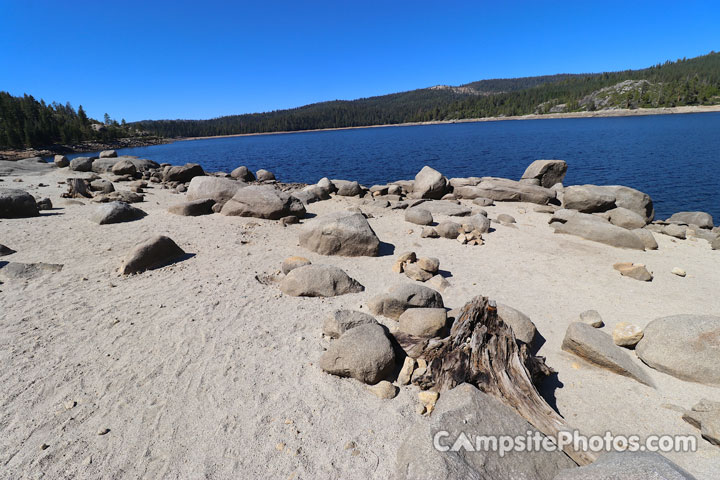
top-left (396, 295), bottom-right (596, 466)
top-left (63, 178), bottom-right (92, 198)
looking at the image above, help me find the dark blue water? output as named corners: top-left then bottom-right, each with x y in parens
top-left (67, 113), bottom-right (720, 221)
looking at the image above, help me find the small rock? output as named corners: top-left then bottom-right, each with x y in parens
top-left (579, 310), bottom-right (604, 328)
top-left (416, 257), bottom-right (439, 274)
top-left (396, 251), bottom-right (417, 264)
top-left (497, 213), bottom-right (516, 224)
top-left (256, 169), bottom-right (276, 182)
top-left (97, 428), bottom-right (110, 435)
top-left (404, 262), bottom-right (433, 282)
top-left (119, 235), bottom-right (186, 275)
top-left (323, 310), bottom-right (377, 338)
top-left (426, 274), bottom-right (450, 292)
top-left (671, 267), bottom-right (686, 277)
top-left (82, 456), bottom-right (92, 466)
top-left (436, 221), bottom-right (462, 239)
top-left (613, 262), bottom-right (653, 282)
top-left (63, 400), bottom-right (76, 410)
top-left (397, 357), bottom-right (415, 385)
top-left (612, 322), bottom-right (644, 348)
top-left (418, 390), bottom-right (439, 414)
top-left (420, 227), bottom-right (439, 238)
top-left (367, 380), bottom-right (398, 399)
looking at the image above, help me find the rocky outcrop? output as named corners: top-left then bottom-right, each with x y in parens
top-left (636, 314), bottom-right (720, 385)
top-left (299, 211), bottom-right (380, 256)
top-left (521, 159), bottom-right (568, 187)
top-left (396, 384), bottom-right (576, 480)
top-left (467, 177), bottom-right (556, 205)
top-left (552, 216), bottom-right (646, 250)
top-left (279, 264), bottom-right (364, 297)
top-left (562, 322), bottom-right (654, 386)
top-left (667, 211), bottom-right (714, 229)
top-left (220, 185), bottom-right (305, 219)
top-left (563, 185), bottom-right (654, 223)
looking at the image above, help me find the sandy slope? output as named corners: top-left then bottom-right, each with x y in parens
top-left (1, 168), bottom-right (719, 479)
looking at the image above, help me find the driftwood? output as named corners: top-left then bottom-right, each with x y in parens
top-left (63, 178), bottom-right (92, 198)
top-left (397, 295), bottom-right (597, 466)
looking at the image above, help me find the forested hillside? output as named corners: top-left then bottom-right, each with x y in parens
top-left (133, 52), bottom-right (720, 138)
top-left (3, 52), bottom-right (720, 148)
top-left (0, 93), bottom-right (137, 148)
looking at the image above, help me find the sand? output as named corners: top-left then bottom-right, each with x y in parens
top-left (1, 167), bottom-right (719, 479)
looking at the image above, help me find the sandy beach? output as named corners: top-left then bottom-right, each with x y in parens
top-left (1, 161), bottom-right (720, 479)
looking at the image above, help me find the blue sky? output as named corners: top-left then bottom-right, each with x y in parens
top-left (1, 1), bottom-right (718, 122)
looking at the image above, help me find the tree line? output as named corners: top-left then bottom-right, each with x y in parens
top-left (0, 92), bottom-right (136, 148)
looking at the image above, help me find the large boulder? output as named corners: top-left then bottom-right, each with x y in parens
top-left (255, 169), bottom-right (276, 182)
top-left (111, 159), bottom-right (137, 176)
top-left (299, 211), bottom-right (380, 256)
top-left (413, 166), bottom-right (448, 199)
top-left (119, 235), bottom-right (186, 275)
top-left (497, 303), bottom-right (537, 345)
top-left (279, 264), bottom-right (364, 297)
top-left (436, 220), bottom-right (463, 239)
top-left (470, 177), bottom-right (556, 205)
top-left (319, 324), bottom-right (395, 384)
top-left (552, 216), bottom-right (646, 250)
top-left (562, 185), bottom-right (616, 213)
top-left (69, 156), bottom-right (95, 172)
top-left (323, 310), bottom-right (378, 338)
top-left (230, 166), bottom-right (255, 182)
top-left (333, 180), bottom-right (362, 196)
top-left (368, 283), bottom-right (444, 320)
top-left (292, 185), bottom-right (331, 205)
top-left (167, 199), bottom-right (215, 216)
top-left (562, 322), bottom-right (654, 387)
top-left (521, 159), bottom-right (568, 188)
top-left (0, 189), bottom-right (39, 218)
top-left (420, 200), bottom-right (472, 217)
top-left (636, 315), bottom-right (720, 386)
top-left (163, 163), bottom-right (205, 183)
top-left (220, 185), bottom-right (305, 219)
top-left (54, 155), bottom-right (69, 167)
top-left (667, 211), bottom-right (714, 229)
top-left (90, 201), bottom-right (146, 224)
top-left (398, 308), bottom-right (447, 337)
top-left (563, 185), bottom-right (654, 223)
top-left (92, 156), bottom-right (160, 173)
top-left (405, 208), bottom-right (433, 225)
top-left (99, 149), bottom-right (117, 158)
top-left (606, 207), bottom-right (646, 230)
top-left (186, 176), bottom-right (246, 204)
top-left (396, 383), bottom-right (576, 480)
top-left (553, 452), bottom-right (696, 479)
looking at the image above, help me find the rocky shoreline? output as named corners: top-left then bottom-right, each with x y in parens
top-left (1, 153), bottom-right (719, 478)
top-left (0, 136), bottom-right (170, 161)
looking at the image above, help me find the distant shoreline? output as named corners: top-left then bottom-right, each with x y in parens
top-left (176, 105), bottom-right (720, 142)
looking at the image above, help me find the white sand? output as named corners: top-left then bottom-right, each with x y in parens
top-left (1, 168), bottom-right (719, 479)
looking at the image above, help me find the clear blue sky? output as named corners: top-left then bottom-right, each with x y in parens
top-left (2, 0), bottom-right (718, 122)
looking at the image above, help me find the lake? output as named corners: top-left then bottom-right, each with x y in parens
top-left (68, 112), bottom-right (720, 221)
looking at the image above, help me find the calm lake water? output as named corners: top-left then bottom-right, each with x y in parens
top-left (69, 113), bottom-right (720, 221)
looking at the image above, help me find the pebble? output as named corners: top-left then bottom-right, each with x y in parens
top-left (579, 310), bottom-right (604, 328)
top-left (97, 428), bottom-right (110, 435)
top-left (40, 443), bottom-right (49, 450)
top-left (64, 400), bottom-right (76, 410)
top-left (367, 380), bottom-right (398, 399)
top-left (82, 456), bottom-right (92, 466)
top-left (671, 267), bottom-right (687, 277)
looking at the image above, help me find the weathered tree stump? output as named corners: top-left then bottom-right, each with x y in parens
top-left (396, 295), bottom-right (596, 466)
top-left (63, 178), bottom-right (92, 198)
